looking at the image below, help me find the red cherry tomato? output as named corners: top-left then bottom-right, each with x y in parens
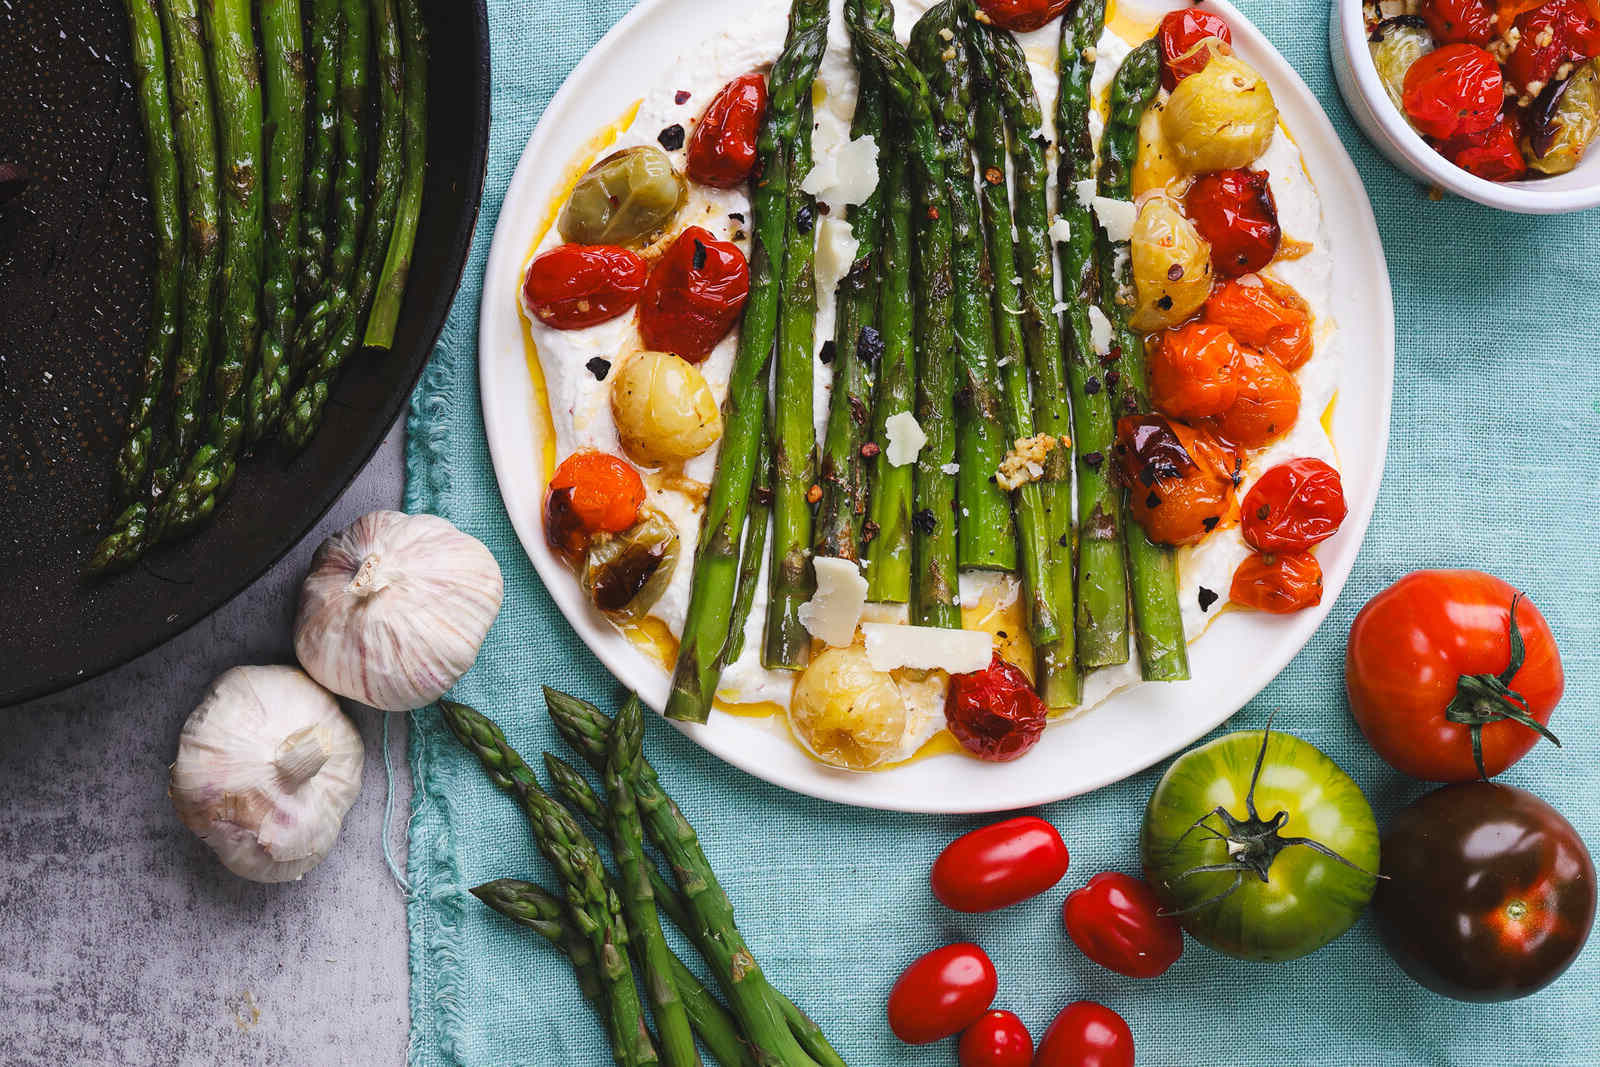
top-left (976, 0), bottom-right (1070, 32)
top-left (1505, 0), bottom-right (1600, 91)
top-left (544, 450), bottom-right (646, 558)
top-left (1150, 322), bottom-right (1244, 419)
top-left (1202, 277), bottom-right (1314, 372)
top-left (931, 816), bottom-right (1069, 913)
top-left (958, 1010), bottom-right (1033, 1067)
top-left (1240, 458), bottom-right (1347, 553)
top-left (1230, 551), bottom-right (1323, 614)
top-left (945, 653), bottom-right (1048, 762)
top-left (1402, 44), bottom-right (1504, 139)
top-left (1185, 169), bottom-right (1281, 278)
top-left (686, 73), bottom-right (767, 188)
top-left (1421, 0), bottom-right (1497, 44)
top-left (521, 244), bottom-right (647, 330)
top-left (1436, 115), bottom-right (1530, 181)
top-left (638, 226), bottom-right (750, 361)
top-left (1157, 8), bottom-right (1233, 90)
top-left (1063, 872), bottom-right (1185, 979)
top-left (887, 943), bottom-right (998, 1045)
top-left (1034, 1001), bottom-right (1134, 1067)
top-left (1346, 570), bottom-right (1563, 782)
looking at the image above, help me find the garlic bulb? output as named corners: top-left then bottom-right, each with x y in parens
top-left (294, 510), bottom-right (503, 710)
top-left (170, 666), bottom-right (365, 883)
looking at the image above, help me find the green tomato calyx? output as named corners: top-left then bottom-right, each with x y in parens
top-left (1443, 594), bottom-right (1561, 780)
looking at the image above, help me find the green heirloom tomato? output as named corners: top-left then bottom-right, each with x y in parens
top-left (1140, 725), bottom-right (1380, 962)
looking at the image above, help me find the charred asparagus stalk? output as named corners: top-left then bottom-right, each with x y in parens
top-left (363, 0), bottom-right (428, 348)
top-left (297, 0), bottom-right (342, 308)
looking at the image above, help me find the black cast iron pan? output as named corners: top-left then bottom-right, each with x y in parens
top-left (0, 0), bottom-right (490, 706)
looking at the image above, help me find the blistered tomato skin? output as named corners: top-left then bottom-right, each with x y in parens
top-left (1157, 8), bottom-right (1233, 90)
top-left (1150, 322), bottom-right (1244, 419)
top-left (1204, 344), bottom-right (1301, 449)
top-left (1402, 44), bottom-right (1504, 139)
top-left (886, 943), bottom-right (999, 1045)
top-left (1505, 0), bottom-right (1600, 92)
top-left (1241, 458), bottom-right (1348, 553)
top-left (1203, 277), bottom-right (1314, 371)
top-left (638, 226), bottom-right (750, 361)
top-left (544, 451), bottom-right (646, 558)
top-left (1230, 551), bottom-right (1324, 613)
top-left (1185, 169), bottom-right (1281, 277)
top-left (522, 244), bottom-right (647, 330)
top-left (975, 0), bottom-right (1070, 32)
top-left (1116, 415), bottom-right (1240, 547)
top-left (945, 654), bottom-right (1048, 762)
top-left (1439, 117), bottom-right (1530, 181)
top-left (1421, 0), bottom-right (1496, 45)
top-left (931, 816), bottom-right (1070, 913)
top-left (1063, 872), bottom-right (1185, 979)
top-left (958, 1010), bottom-right (1033, 1067)
top-left (686, 73), bottom-right (767, 188)
top-left (1034, 1001), bottom-right (1135, 1067)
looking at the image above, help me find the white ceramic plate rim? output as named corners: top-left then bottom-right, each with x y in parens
top-left (478, 0), bottom-right (1396, 813)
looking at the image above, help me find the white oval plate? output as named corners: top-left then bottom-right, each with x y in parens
top-left (478, 0), bottom-right (1394, 813)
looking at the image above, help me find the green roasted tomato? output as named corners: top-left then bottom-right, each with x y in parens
top-left (579, 505), bottom-right (679, 621)
top-left (1525, 61), bottom-right (1600, 175)
top-left (559, 146), bottom-right (686, 246)
top-left (1369, 16), bottom-right (1436, 111)
top-left (1140, 726), bottom-right (1379, 962)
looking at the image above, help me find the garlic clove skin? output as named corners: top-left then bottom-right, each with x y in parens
top-left (294, 510), bottom-right (504, 711)
top-left (170, 666), bottom-right (365, 883)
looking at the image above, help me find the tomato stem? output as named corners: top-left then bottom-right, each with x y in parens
top-left (1443, 595), bottom-right (1562, 780)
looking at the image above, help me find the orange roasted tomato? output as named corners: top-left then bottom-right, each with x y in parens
top-left (1230, 551), bottom-right (1323, 614)
top-left (1185, 169), bottom-right (1281, 278)
top-left (1203, 345), bottom-right (1300, 449)
top-left (976, 0), bottom-right (1070, 32)
top-left (544, 450), bottom-right (646, 558)
top-left (1150, 322), bottom-right (1244, 419)
top-left (1202, 277), bottom-right (1313, 371)
top-left (522, 244), bottom-right (648, 330)
top-left (686, 73), bottom-right (767, 188)
top-left (1157, 8), bottom-right (1233, 90)
top-left (1402, 44), bottom-right (1504, 140)
top-left (1115, 415), bottom-right (1239, 547)
top-left (638, 226), bottom-right (750, 361)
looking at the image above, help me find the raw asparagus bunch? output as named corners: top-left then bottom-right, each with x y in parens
top-left (1097, 41), bottom-right (1190, 683)
top-left (1055, 0), bottom-right (1131, 670)
top-left (666, 0), bottom-right (829, 723)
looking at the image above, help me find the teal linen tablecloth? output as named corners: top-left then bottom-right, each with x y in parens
top-left (404, 2), bottom-right (1600, 1062)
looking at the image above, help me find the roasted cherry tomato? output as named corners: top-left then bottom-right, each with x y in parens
top-left (1157, 8), bottom-right (1234, 90)
top-left (1436, 114), bottom-right (1531, 181)
top-left (1203, 277), bottom-right (1314, 371)
top-left (1505, 0), bottom-right (1600, 92)
top-left (1034, 1001), bottom-right (1134, 1067)
top-left (686, 73), bottom-right (767, 188)
top-left (1375, 782), bottom-right (1596, 1001)
top-left (544, 450), bottom-right (646, 558)
top-left (945, 653), bottom-right (1048, 762)
top-left (1150, 322), bottom-right (1244, 419)
top-left (1116, 415), bottom-right (1239, 547)
top-left (1402, 44), bottom-right (1504, 139)
top-left (1203, 344), bottom-right (1300, 449)
top-left (931, 816), bottom-right (1069, 913)
top-left (638, 226), bottom-right (750, 361)
top-left (1230, 551), bottom-right (1323, 613)
top-left (958, 1010), bottom-right (1032, 1067)
top-left (976, 0), bottom-right (1070, 32)
top-left (1063, 872), bottom-right (1184, 979)
top-left (1420, 0), bottom-right (1497, 44)
top-left (1240, 458), bottom-right (1347, 553)
top-left (521, 244), bottom-right (647, 330)
top-left (887, 943), bottom-right (998, 1045)
top-left (1185, 169), bottom-right (1281, 277)
top-left (1346, 570), bottom-right (1563, 781)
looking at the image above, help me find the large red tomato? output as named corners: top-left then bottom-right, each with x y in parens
top-left (1346, 570), bottom-right (1563, 782)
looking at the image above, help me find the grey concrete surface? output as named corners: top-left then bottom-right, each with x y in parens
top-left (0, 424), bottom-right (412, 1066)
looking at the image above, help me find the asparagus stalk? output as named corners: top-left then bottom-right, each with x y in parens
top-left (297, 0), bottom-right (342, 308)
top-left (911, 1), bottom-right (1015, 574)
top-left (439, 701), bottom-right (659, 1067)
top-left (245, 0), bottom-right (307, 444)
top-left (718, 439), bottom-right (771, 671)
top-left (969, 11), bottom-right (1061, 653)
top-left (1056, 0), bottom-right (1130, 669)
top-left (970, 23), bottom-right (1079, 702)
top-left (112, 0), bottom-right (182, 505)
top-left (855, 23), bottom-right (960, 629)
top-left (363, 0), bottom-right (428, 348)
top-left (665, 0), bottom-right (829, 723)
top-left (813, 0), bottom-right (893, 562)
top-left (762, 92), bottom-right (821, 672)
top-left (1097, 41), bottom-right (1189, 683)
top-left (863, 141), bottom-right (914, 603)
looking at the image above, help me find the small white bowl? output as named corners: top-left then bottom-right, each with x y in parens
top-left (1329, 0), bottom-right (1600, 213)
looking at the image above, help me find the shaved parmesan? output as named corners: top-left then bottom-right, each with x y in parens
top-left (883, 411), bottom-right (926, 467)
top-left (1092, 197), bottom-right (1137, 243)
top-left (814, 217), bottom-right (860, 298)
top-left (862, 623), bottom-right (993, 675)
top-left (1048, 217), bottom-right (1072, 244)
top-left (1074, 178), bottom-right (1098, 206)
top-left (798, 557), bottom-right (868, 648)
top-left (802, 129), bottom-right (880, 212)
top-left (1088, 305), bottom-right (1113, 355)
